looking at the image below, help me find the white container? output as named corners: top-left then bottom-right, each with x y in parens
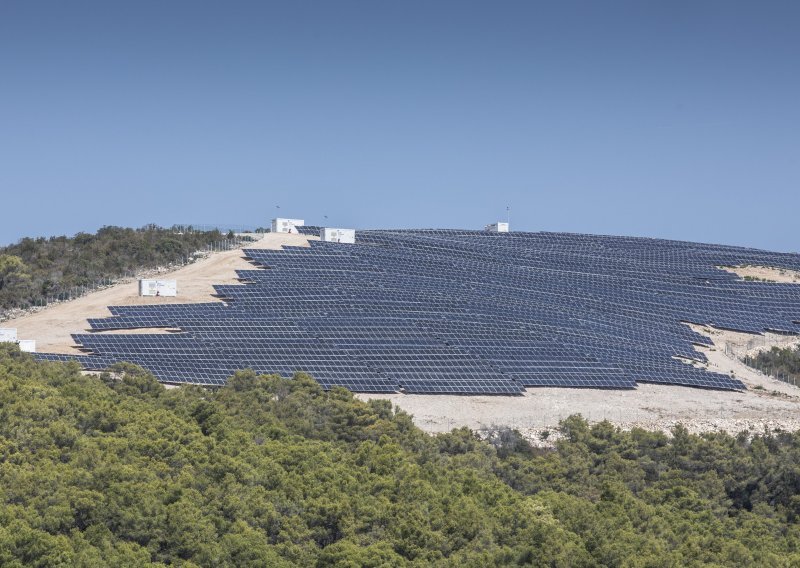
top-left (0, 328), bottom-right (17, 342)
top-left (18, 340), bottom-right (36, 353)
top-left (320, 227), bottom-right (356, 244)
top-left (138, 279), bottom-right (178, 297)
top-left (485, 222), bottom-right (509, 233)
top-left (271, 218), bottom-right (305, 233)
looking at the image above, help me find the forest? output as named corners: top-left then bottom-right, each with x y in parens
top-left (0, 344), bottom-right (798, 567)
top-left (0, 225), bottom-right (235, 312)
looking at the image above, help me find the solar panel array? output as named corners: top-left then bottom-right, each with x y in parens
top-left (36, 229), bottom-right (800, 393)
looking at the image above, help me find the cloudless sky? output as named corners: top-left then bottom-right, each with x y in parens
top-left (1, 1), bottom-right (798, 250)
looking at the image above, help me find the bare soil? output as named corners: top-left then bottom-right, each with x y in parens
top-left (718, 265), bottom-right (800, 283)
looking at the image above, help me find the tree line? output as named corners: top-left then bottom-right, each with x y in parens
top-left (0, 225), bottom-right (235, 312)
top-left (0, 344), bottom-right (798, 566)
top-left (749, 345), bottom-right (800, 384)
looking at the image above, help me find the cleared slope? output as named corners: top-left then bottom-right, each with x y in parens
top-left (3, 233), bottom-right (315, 354)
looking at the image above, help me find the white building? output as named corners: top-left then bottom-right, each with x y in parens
top-left (485, 222), bottom-right (510, 233)
top-left (1, 329), bottom-right (35, 352)
top-left (320, 227), bottom-right (356, 244)
top-left (0, 328), bottom-right (17, 342)
top-left (271, 218), bottom-right (305, 234)
top-left (139, 279), bottom-right (178, 297)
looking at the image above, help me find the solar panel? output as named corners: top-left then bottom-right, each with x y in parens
top-left (35, 228), bottom-right (800, 393)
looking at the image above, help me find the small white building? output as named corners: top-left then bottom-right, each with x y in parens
top-left (139, 279), bottom-right (178, 297)
top-left (0, 328), bottom-right (17, 342)
top-left (485, 222), bottom-right (510, 233)
top-left (271, 218), bottom-right (305, 234)
top-left (1, 329), bottom-right (35, 352)
top-left (320, 227), bottom-right (356, 244)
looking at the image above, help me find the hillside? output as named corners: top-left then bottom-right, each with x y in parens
top-left (4, 230), bottom-right (800, 438)
top-left (35, 228), bottom-right (800, 393)
top-left (0, 225), bottom-right (238, 314)
top-left (0, 233), bottom-right (313, 354)
top-left (1, 346), bottom-right (799, 566)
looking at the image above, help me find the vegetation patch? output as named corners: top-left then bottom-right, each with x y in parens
top-left (0, 344), bottom-right (799, 566)
top-left (746, 345), bottom-right (800, 385)
top-left (0, 225), bottom-right (236, 312)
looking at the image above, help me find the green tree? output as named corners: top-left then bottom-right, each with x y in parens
top-left (0, 254), bottom-right (32, 307)
top-left (1, 346), bottom-right (799, 566)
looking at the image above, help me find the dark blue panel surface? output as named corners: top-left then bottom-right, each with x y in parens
top-left (35, 228), bottom-right (800, 392)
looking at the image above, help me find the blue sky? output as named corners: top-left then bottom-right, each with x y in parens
top-left (1, 1), bottom-right (798, 251)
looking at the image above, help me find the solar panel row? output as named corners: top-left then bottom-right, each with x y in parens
top-left (35, 229), bottom-right (800, 393)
